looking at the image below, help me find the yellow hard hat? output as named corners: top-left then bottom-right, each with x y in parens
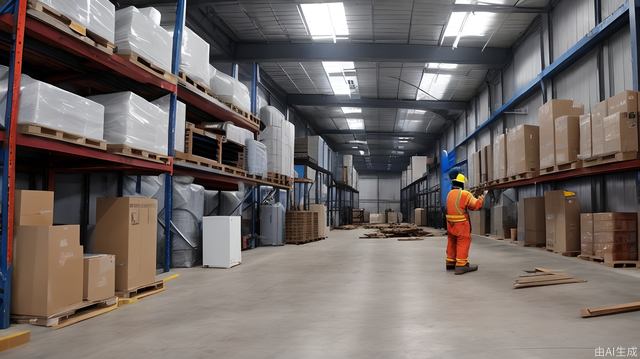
top-left (455, 173), bottom-right (466, 183)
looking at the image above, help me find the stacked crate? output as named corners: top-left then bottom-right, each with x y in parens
top-left (581, 213), bottom-right (638, 266)
top-left (285, 211), bottom-right (319, 244)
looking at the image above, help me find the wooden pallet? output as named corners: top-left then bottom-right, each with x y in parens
top-left (107, 144), bottom-right (171, 164)
top-left (117, 51), bottom-right (177, 84)
top-left (577, 254), bottom-right (637, 267)
top-left (19, 124), bottom-right (107, 150)
top-left (540, 161), bottom-right (582, 175)
top-left (175, 151), bottom-right (225, 171)
top-left (116, 280), bottom-right (165, 300)
top-left (578, 254), bottom-right (605, 263)
top-left (505, 171), bottom-right (538, 182)
top-left (179, 72), bottom-right (211, 95)
top-left (27, 1), bottom-right (115, 54)
top-left (12, 296), bottom-right (117, 328)
top-left (582, 151), bottom-right (639, 168)
top-left (222, 101), bottom-right (261, 128)
top-left (184, 123), bottom-right (223, 162)
top-left (267, 172), bottom-right (293, 187)
top-left (559, 251), bottom-right (581, 257)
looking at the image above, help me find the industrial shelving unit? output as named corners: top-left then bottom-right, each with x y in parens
top-left (400, 175), bottom-right (443, 229)
top-left (0, 0), bottom-right (292, 328)
top-left (294, 157), bottom-right (334, 227)
top-left (329, 180), bottom-right (359, 227)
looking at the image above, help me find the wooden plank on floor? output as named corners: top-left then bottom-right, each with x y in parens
top-left (513, 278), bottom-right (586, 289)
top-left (515, 273), bottom-right (573, 284)
top-left (581, 301), bottom-right (640, 318)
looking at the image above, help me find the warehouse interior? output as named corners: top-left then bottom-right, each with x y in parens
top-left (1, 0), bottom-right (640, 358)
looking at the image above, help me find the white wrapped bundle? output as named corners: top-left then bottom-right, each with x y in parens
top-left (0, 67), bottom-right (104, 141)
top-left (258, 116), bottom-right (294, 177)
top-left (167, 27), bottom-right (210, 85)
top-left (152, 95), bottom-right (186, 152)
top-left (40, 0), bottom-right (115, 43)
top-left (89, 91), bottom-right (168, 155)
top-left (115, 6), bottom-right (172, 72)
top-left (259, 106), bottom-right (284, 127)
top-left (245, 139), bottom-right (268, 177)
top-left (139, 7), bottom-right (161, 25)
top-left (209, 66), bottom-right (251, 113)
top-left (224, 123), bottom-right (253, 146)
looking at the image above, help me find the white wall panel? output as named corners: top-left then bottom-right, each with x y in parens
top-left (477, 128), bottom-right (491, 149)
top-left (490, 77), bottom-right (502, 112)
top-left (551, 0), bottom-right (595, 60)
top-left (554, 50), bottom-right (599, 110)
top-left (478, 88), bottom-right (490, 123)
top-left (602, 0), bottom-right (626, 18)
top-left (604, 27), bottom-right (632, 97)
top-left (466, 104), bottom-right (475, 135)
top-left (359, 174), bottom-right (401, 213)
top-left (513, 29), bottom-right (542, 89)
top-left (503, 62), bottom-right (515, 100)
top-left (455, 116), bottom-right (466, 145)
top-left (504, 92), bottom-right (543, 129)
top-left (446, 125), bottom-right (455, 151)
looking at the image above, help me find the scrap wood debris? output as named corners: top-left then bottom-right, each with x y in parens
top-left (513, 267), bottom-right (586, 289)
top-left (359, 224), bottom-right (435, 239)
top-left (581, 300), bottom-right (640, 318)
top-left (335, 225), bottom-right (359, 230)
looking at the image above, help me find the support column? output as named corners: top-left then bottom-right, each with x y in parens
top-left (251, 63), bottom-right (259, 115)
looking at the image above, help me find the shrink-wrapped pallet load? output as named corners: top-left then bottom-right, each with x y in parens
top-left (209, 66), bottom-right (251, 113)
top-left (115, 6), bottom-right (172, 72)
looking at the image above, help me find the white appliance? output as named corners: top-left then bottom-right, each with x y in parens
top-left (202, 216), bottom-right (241, 268)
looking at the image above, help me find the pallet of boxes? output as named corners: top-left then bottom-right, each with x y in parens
top-left (544, 190), bottom-right (581, 256)
top-left (285, 211), bottom-right (321, 244)
top-left (538, 99), bottom-right (585, 175)
top-left (11, 190), bottom-right (118, 328)
top-left (580, 213), bottom-right (638, 268)
top-left (258, 106), bottom-right (295, 188)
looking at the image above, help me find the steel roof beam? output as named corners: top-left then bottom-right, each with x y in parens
top-left (288, 94), bottom-right (466, 111)
top-left (234, 43), bottom-right (510, 66)
top-left (318, 130), bottom-right (436, 138)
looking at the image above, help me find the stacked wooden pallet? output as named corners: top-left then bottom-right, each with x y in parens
top-left (285, 211), bottom-right (320, 244)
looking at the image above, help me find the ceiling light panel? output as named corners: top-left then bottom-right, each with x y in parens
top-left (341, 107), bottom-right (361, 114)
top-left (417, 73), bottom-right (452, 100)
top-left (443, 12), bottom-right (497, 39)
top-left (427, 63), bottom-right (458, 70)
top-left (346, 118), bottom-right (364, 130)
top-left (322, 61), bottom-right (359, 96)
top-left (300, 2), bottom-right (349, 42)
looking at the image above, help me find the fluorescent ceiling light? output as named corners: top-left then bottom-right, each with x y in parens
top-left (348, 140), bottom-right (367, 144)
top-left (358, 150), bottom-right (365, 155)
top-left (443, 12), bottom-right (496, 40)
top-left (300, 2), bottom-right (349, 42)
top-left (427, 63), bottom-right (458, 70)
top-left (399, 140), bottom-right (409, 143)
top-left (341, 107), bottom-right (361, 114)
top-left (398, 145), bottom-right (405, 149)
top-left (351, 146), bottom-right (358, 149)
top-left (399, 137), bottom-right (414, 140)
top-left (346, 118), bottom-right (364, 130)
top-left (417, 73), bottom-right (452, 100)
top-left (322, 61), bottom-right (358, 96)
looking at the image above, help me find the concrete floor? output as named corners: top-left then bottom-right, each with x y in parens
top-left (5, 228), bottom-right (640, 359)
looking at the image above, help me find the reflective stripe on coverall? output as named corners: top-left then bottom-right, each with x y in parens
top-left (445, 189), bottom-right (484, 266)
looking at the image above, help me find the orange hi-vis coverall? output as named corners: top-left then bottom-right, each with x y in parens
top-left (445, 188), bottom-right (484, 266)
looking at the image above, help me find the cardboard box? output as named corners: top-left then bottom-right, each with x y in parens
top-left (580, 213), bottom-right (594, 255)
top-left (593, 231), bottom-right (637, 261)
top-left (470, 209), bottom-right (488, 235)
top-left (370, 213), bottom-right (385, 224)
top-left (309, 204), bottom-right (328, 238)
top-left (492, 205), bottom-right (516, 239)
top-left (607, 90), bottom-right (638, 116)
top-left (12, 225), bottom-right (83, 316)
top-left (578, 114), bottom-right (592, 160)
top-left (471, 151), bottom-right (481, 186)
top-left (593, 213), bottom-right (637, 232)
top-left (554, 115), bottom-right (581, 165)
top-left (386, 211), bottom-right (398, 224)
top-left (517, 197), bottom-right (546, 247)
top-left (83, 254), bottom-right (115, 302)
top-left (602, 112), bottom-right (638, 155)
top-left (544, 190), bottom-right (580, 253)
top-left (483, 145), bottom-right (493, 182)
top-left (94, 197), bottom-right (157, 292)
top-left (15, 190), bottom-right (54, 226)
top-left (506, 124), bottom-right (540, 177)
top-left (591, 100), bottom-right (608, 157)
top-left (538, 99), bottom-right (585, 168)
top-left (414, 208), bottom-right (427, 226)
top-left (493, 134), bottom-right (507, 180)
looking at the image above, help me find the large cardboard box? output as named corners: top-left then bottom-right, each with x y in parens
top-left (578, 114), bottom-right (592, 160)
top-left (554, 115), bottom-right (580, 165)
top-left (414, 208), bottom-right (427, 226)
top-left (309, 204), bottom-right (328, 238)
top-left (12, 225), bottom-right (83, 316)
top-left (492, 205), bottom-right (516, 239)
top-left (593, 213), bottom-right (637, 232)
top-left (544, 191), bottom-right (580, 253)
top-left (538, 99), bottom-right (585, 168)
top-left (83, 254), bottom-right (115, 302)
top-left (482, 145), bottom-right (493, 182)
top-left (370, 213), bottom-right (385, 224)
top-left (517, 197), bottom-right (546, 247)
top-left (470, 151), bottom-right (481, 187)
top-left (386, 211), bottom-right (398, 224)
top-left (591, 100), bottom-right (608, 156)
top-left (607, 90), bottom-right (638, 116)
top-left (15, 190), bottom-right (54, 226)
top-left (493, 134), bottom-right (507, 180)
top-left (506, 124), bottom-right (539, 177)
top-left (94, 197), bottom-right (157, 292)
top-left (470, 209), bottom-right (488, 235)
top-left (602, 112), bottom-right (638, 155)
top-left (593, 232), bottom-right (637, 261)
top-left (580, 213), bottom-right (594, 255)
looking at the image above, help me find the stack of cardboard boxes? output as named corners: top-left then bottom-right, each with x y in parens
top-left (414, 208), bottom-right (427, 226)
top-left (581, 213), bottom-right (637, 263)
top-left (538, 99), bottom-right (584, 172)
top-left (493, 134), bottom-right (507, 181)
top-left (506, 124), bottom-right (540, 178)
top-left (470, 210), bottom-right (488, 235)
top-left (517, 197), bottom-right (546, 247)
top-left (544, 190), bottom-right (580, 254)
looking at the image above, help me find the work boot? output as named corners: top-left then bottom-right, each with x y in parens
top-left (454, 263), bottom-right (478, 275)
top-left (446, 262), bottom-right (456, 271)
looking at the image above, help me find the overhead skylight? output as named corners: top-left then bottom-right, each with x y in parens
top-left (341, 107), bottom-right (361, 114)
top-left (443, 10), bottom-right (497, 48)
top-left (322, 61), bottom-right (358, 96)
top-left (427, 63), bottom-right (458, 70)
top-left (346, 118), bottom-right (364, 130)
top-left (417, 73), bottom-right (452, 100)
top-left (300, 2), bottom-right (349, 42)
top-left (358, 150), bottom-right (365, 155)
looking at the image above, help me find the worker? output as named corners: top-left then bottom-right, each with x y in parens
top-left (445, 173), bottom-right (486, 275)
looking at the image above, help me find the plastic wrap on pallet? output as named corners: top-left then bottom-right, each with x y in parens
top-left (166, 27), bottom-right (210, 85)
top-left (139, 7), bottom-right (161, 25)
top-left (259, 106), bottom-right (284, 127)
top-left (152, 95), bottom-right (186, 153)
top-left (204, 190), bottom-right (220, 216)
top-left (89, 91), bottom-right (168, 155)
top-left (245, 139), bottom-right (268, 177)
top-left (219, 191), bottom-right (243, 216)
top-left (171, 176), bottom-right (204, 268)
top-left (0, 69), bottom-right (105, 141)
top-left (115, 6), bottom-right (172, 72)
top-left (259, 203), bottom-right (285, 246)
top-left (258, 116), bottom-right (295, 178)
top-left (39, 0), bottom-right (115, 43)
top-left (209, 65), bottom-right (251, 113)
top-left (224, 123), bottom-right (254, 145)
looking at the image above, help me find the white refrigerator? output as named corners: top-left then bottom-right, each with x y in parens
top-left (202, 216), bottom-right (242, 268)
